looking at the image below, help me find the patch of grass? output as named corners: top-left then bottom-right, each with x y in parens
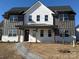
top-left (23, 43), bottom-right (79, 59)
top-left (0, 43), bottom-right (22, 59)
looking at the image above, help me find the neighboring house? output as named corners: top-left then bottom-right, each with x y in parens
top-left (2, 1), bottom-right (76, 43)
top-left (76, 25), bottom-right (79, 41)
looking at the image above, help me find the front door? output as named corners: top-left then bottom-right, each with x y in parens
top-left (24, 30), bottom-right (29, 41)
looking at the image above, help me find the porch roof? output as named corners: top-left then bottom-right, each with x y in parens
top-left (15, 24), bottom-right (57, 29)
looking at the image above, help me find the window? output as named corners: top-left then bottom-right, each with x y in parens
top-left (59, 14), bottom-right (63, 21)
top-left (9, 15), bottom-right (18, 22)
top-left (37, 15), bottom-right (40, 21)
top-left (40, 30), bottom-right (44, 37)
top-left (48, 30), bottom-right (52, 37)
top-left (12, 28), bottom-right (17, 36)
top-left (59, 30), bottom-right (69, 37)
top-left (65, 30), bottom-right (69, 37)
top-left (29, 15), bottom-right (32, 21)
top-left (59, 14), bottom-right (69, 21)
top-left (45, 15), bottom-right (48, 21)
top-left (8, 30), bottom-right (12, 36)
top-left (8, 28), bottom-right (17, 36)
top-left (64, 14), bottom-right (69, 20)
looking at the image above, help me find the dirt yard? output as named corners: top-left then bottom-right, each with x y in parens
top-left (0, 43), bottom-right (22, 59)
top-left (23, 42), bottom-right (79, 59)
top-left (0, 42), bottom-right (79, 59)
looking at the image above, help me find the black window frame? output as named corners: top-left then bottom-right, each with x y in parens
top-left (45, 15), bottom-right (48, 21)
top-left (48, 30), bottom-right (52, 37)
top-left (40, 30), bottom-right (44, 37)
top-left (29, 15), bottom-right (32, 21)
top-left (37, 15), bottom-right (40, 21)
top-left (65, 30), bottom-right (69, 37)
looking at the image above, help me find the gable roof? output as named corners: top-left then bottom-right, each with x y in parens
top-left (3, 5), bottom-right (76, 17)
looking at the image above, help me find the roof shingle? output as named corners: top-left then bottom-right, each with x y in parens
top-left (3, 5), bottom-right (75, 17)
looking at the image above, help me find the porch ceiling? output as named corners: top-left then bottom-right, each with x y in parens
top-left (15, 24), bottom-right (57, 30)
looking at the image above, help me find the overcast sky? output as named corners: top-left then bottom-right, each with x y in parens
top-left (0, 0), bottom-right (79, 26)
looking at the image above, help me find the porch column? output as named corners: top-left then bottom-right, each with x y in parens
top-left (36, 28), bottom-right (38, 43)
top-left (17, 28), bottom-right (21, 42)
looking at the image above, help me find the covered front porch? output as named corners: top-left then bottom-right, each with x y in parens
top-left (16, 24), bottom-right (56, 43)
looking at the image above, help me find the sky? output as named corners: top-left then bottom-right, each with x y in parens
top-left (0, 0), bottom-right (79, 26)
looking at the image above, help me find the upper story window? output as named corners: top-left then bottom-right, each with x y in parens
top-left (64, 14), bottom-right (69, 20)
top-left (59, 14), bottom-right (63, 21)
top-left (29, 15), bottom-right (32, 21)
top-left (45, 15), bottom-right (48, 21)
top-left (59, 14), bottom-right (69, 21)
top-left (37, 15), bottom-right (40, 21)
top-left (9, 15), bottom-right (18, 22)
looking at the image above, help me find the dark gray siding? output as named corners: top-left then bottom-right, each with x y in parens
top-left (3, 15), bottom-right (24, 36)
top-left (54, 14), bottom-right (75, 36)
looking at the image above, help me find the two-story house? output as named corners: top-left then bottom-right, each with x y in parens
top-left (2, 1), bottom-right (76, 43)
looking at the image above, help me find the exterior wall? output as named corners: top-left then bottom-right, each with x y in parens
top-left (24, 1), bottom-right (54, 25)
top-left (2, 15), bottom-right (24, 42)
top-left (53, 14), bottom-right (76, 43)
top-left (28, 28), bottom-right (54, 43)
top-left (55, 14), bottom-right (75, 36)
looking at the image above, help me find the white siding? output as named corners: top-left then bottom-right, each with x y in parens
top-left (2, 35), bottom-right (24, 42)
top-left (28, 29), bottom-right (54, 43)
top-left (24, 1), bottom-right (54, 25)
